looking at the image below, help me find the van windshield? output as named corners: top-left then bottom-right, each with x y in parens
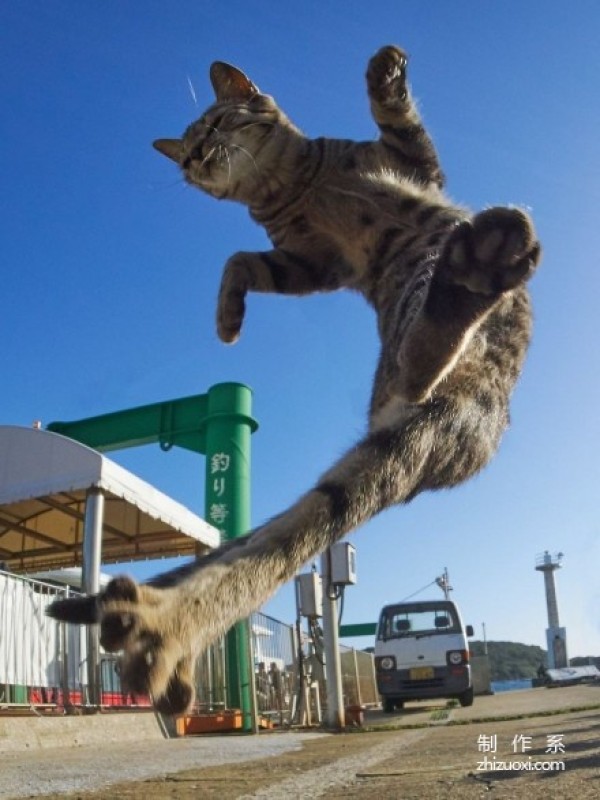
top-left (377, 602), bottom-right (461, 640)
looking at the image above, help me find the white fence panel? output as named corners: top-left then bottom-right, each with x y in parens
top-left (1, 573), bottom-right (58, 686)
top-left (0, 571), bottom-right (84, 691)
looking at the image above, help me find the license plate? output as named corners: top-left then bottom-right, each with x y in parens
top-left (409, 666), bottom-right (434, 681)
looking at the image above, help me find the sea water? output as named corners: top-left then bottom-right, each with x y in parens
top-left (491, 678), bottom-right (533, 693)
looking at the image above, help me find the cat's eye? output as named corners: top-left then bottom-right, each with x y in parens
top-left (204, 114), bottom-right (224, 132)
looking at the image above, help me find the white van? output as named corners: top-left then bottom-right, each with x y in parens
top-left (374, 599), bottom-right (474, 712)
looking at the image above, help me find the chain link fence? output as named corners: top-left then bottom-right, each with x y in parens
top-left (251, 611), bottom-right (298, 725)
top-left (340, 643), bottom-right (379, 707)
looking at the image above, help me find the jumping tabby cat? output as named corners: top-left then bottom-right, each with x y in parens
top-left (49, 46), bottom-right (541, 713)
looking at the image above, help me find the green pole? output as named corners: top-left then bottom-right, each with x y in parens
top-left (48, 383), bottom-right (259, 731)
top-left (204, 383), bottom-right (258, 732)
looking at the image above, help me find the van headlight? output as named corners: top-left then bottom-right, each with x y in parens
top-left (447, 649), bottom-right (468, 665)
top-left (376, 655), bottom-right (396, 671)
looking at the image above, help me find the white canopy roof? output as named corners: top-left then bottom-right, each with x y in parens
top-left (0, 425), bottom-right (219, 573)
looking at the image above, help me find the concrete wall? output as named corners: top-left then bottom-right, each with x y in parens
top-left (0, 711), bottom-right (166, 753)
top-left (471, 654), bottom-right (493, 695)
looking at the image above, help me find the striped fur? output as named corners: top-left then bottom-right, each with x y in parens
top-left (48, 46), bottom-right (541, 714)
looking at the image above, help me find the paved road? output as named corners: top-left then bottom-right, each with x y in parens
top-left (1, 684), bottom-right (598, 799)
top-left (364, 681), bottom-right (600, 727)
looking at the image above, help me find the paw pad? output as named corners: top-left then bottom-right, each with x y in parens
top-left (441, 207), bottom-right (540, 295)
top-left (367, 45), bottom-right (409, 105)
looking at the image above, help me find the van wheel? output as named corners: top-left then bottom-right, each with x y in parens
top-left (394, 700), bottom-right (404, 710)
top-left (459, 687), bottom-right (474, 707)
top-left (383, 698), bottom-right (396, 713)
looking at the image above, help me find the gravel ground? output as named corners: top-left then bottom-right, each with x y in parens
top-left (2, 686), bottom-right (599, 799)
top-left (0, 731), bottom-right (329, 798)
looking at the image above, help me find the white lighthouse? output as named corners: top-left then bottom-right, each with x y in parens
top-left (535, 551), bottom-right (568, 669)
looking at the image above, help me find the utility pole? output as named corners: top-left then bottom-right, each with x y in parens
top-left (321, 549), bottom-right (345, 729)
top-left (435, 567), bottom-right (452, 599)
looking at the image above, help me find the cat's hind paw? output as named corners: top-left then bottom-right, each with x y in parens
top-left (438, 207), bottom-right (541, 296)
top-left (48, 576), bottom-right (196, 715)
top-left (367, 45), bottom-right (408, 108)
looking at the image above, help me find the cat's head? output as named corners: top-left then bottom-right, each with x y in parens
top-left (154, 62), bottom-right (298, 202)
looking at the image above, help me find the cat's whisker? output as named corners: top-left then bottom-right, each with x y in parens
top-left (223, 147), bottom-right (232, 186)
top-left (147, 176), bottom-right (188, 193)
top-left (199, 146), bottom-right (218, 169)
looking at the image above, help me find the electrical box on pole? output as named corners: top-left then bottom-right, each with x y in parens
top-left (296, 572), bottom-right (323, 618)
top-left (330, 541), bottom-right (357, 585)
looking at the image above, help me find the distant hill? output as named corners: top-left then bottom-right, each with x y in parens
top-left (469, 640), bottom-right (547, 681)
top-left (469, 641), bottom-right (600, 680)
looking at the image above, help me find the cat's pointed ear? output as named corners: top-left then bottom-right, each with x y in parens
top-left (210, 61), bottom-right (259, 102)
top-left (153, 138), bottom-right (183, 163)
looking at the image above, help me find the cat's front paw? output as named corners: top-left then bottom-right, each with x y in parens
top-left (217, 295), bottom-right (246, 344)
top-left (217, 255), bottom-right (250, 343)
top-left (367, 45), bottom-right (409, 107)
top-left (438, 208), bottom-right (541, 296)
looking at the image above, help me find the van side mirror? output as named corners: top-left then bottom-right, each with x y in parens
top-left (466, 625), bottom-right (474, 637)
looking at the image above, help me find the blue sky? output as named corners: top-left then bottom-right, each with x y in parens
top-left (3, 1), bottom-right (600, 658)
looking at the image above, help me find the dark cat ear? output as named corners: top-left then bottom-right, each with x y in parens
top-left (153, 138), bottom-right (183, 163)
top-left (210, 61), bottom-right (259, 102)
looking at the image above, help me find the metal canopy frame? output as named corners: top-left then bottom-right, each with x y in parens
top-left (0, 425), bottom-right (219, 574)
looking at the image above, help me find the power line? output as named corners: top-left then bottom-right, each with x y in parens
top-left (400, 579), bottom-right (437, 602)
